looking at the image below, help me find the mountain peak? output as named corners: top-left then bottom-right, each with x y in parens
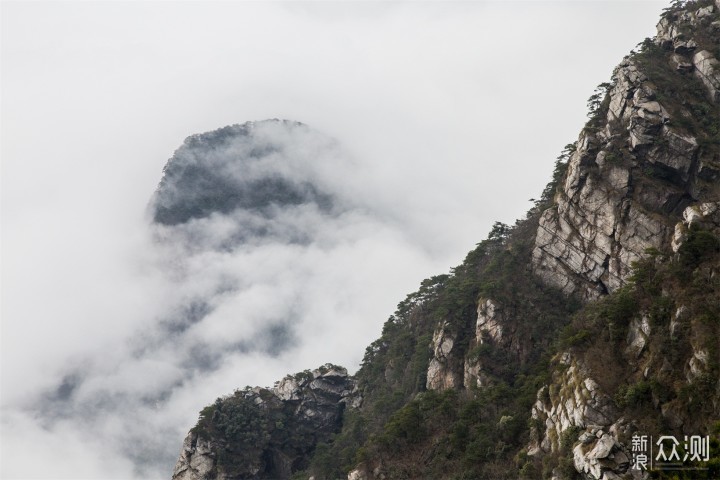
top-left (151, 119), bottom-right (333, 228)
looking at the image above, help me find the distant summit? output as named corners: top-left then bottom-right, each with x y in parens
top-left (151, 120), bottom-right (335, 227)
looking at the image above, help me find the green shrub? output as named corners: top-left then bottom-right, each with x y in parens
top-left (679, 228), bottom-right (720, 269)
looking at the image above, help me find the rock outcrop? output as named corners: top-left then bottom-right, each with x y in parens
top-left (532, 1), bottom-right (720, 300)
top-left (672, 201), bottom-right (720, 251)
top-left (530, 353), bottom-right (618, 456)
top-left (573, 429), bottom-right (632, 480)
top-left (428, 297), bottom-right (527, 391)
top-left (426, 322), bottom-right (463, 391)
top-left (173, 433), bottom-right (216, 480)
top-left (172, 365), bottom-right (357, 480)
top-left (463, 298), bottom-right (519, 389)
top-left (475, 298), bottom-right (505, 345)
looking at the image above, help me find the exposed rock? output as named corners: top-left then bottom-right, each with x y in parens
top-left (346, 464), bottom-right (386, 480)
top-left (687, 348), bottom-right (709, 381)
top-left (533, 63), bottom-right (668, 299)
top-left (673, 39), bottom-right (697, 55)
top-left (463, 298), bottom-right (524, 388)
top-left (172, 433), bottom-right (218, 480)
top-left (532, 45), bottom-right (715, 299)
top-left (671, 222), bottom-right (688, 252)
top-left (275, 376), bottom-right (303, 402)
top-left (463, 358), bottom-right (489, 389)
top-left (534, 0), bottom-right (720, 300)
top-left (672, 53), bottom-right (695, 73)
top-left (697, 5), bottom-right (716, 18)
top-left (626, 316), bottom-right (651, 357)
top-left (671, 202), bottom-right (720, 251)
top-left (172, 365), bottom-right (357, 480)
top-left (427, 323), bottom-right (462, 390)
top-left (684, 204), bottom-right (705, 226)
top-left (573, 430), bottom-right (631, 480)
top-left (693, 50), bottom-right (720, 102)
top-left (174, 4), bottom-right (720, 480)
top-left (347, 467), bottom-right (369, 480)
top-left (656, 17), bottom-right (682, 48)
top-left (287, 367), bottom-right (357, 430)
top-left (475, 298), bottom-right (504, 344)
top-left (530, 353), bottom-right (617, 454)
top-left (657, 4), bottom-right (720, 102)
top-left (646, 129), bottom-right (698, 183)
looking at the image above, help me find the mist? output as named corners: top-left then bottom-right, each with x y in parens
top-left (2, 1), bottom-right (666, 478)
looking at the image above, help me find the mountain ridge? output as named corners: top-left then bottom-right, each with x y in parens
top-left (170, 1), bottom-right (720, 478)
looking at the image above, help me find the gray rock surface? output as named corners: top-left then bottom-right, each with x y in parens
top-left (694, 49), bottom-right (720, 102)
top-left (573, 430), bottom-right (632, 480)
top-left (626, 316), bottom-right (651, 357)
top-left (475, 298), bottom-right (504, 344)
top-left (426, 322), bottom-right (462, 390)
top-left (529, 354), bottom-right (617, 455)
top-left (532, 1), bottom-right (720, 300)
top-left (532, 72), bottom-right (678, 299)
top-left (462, 298), bottom-right (516, 389)
top-left (173, 433), bottom-right (219, 480)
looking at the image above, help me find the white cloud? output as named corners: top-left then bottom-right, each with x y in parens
top-left (2, 1), bottom-right (666, 478)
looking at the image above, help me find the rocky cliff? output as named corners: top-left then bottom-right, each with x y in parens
top-left (533, 0), bottom-right (720, 301)
top-left (172, 365), bottom-right (357, 480)
top-left (171, 1), bottom-right (720, 479)
top-left (526, 3), bottom-right (720, 477)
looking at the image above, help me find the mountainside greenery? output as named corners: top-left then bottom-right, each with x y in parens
top-left (193, 214), bottom-right (720, 479)
top-left (295, 209), bottom-right (720, 480)
top-left (294, 2), bottom-right (720, 476)
top-left (180, 2), bottom-right (720, 479)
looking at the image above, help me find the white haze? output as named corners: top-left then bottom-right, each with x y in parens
top-left (2, 1), bottom-right (666, 478)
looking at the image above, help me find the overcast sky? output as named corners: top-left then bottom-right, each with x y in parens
top-left (3, 1), bottom-right (667, 478)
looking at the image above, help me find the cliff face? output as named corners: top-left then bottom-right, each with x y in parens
top-left (171, 2), bottom-right (720, 479)
top-left (533, 0), bottom-right (720, 301)
top-left (524, 6), bottom-right (720, 476)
